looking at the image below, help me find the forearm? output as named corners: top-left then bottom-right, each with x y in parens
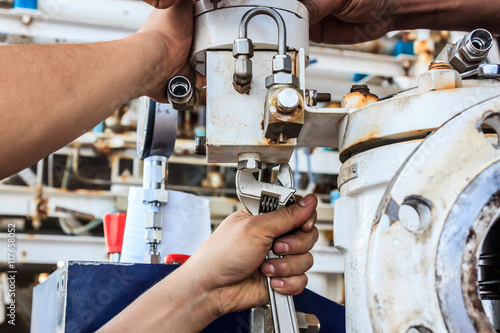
top-left (392, 0), bottom-right (500, 33)
top-left (0, 32), bottom-right (167, 179)
top-left (98, 264), bottom-right (219, 333)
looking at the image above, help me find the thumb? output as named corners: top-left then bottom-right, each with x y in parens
top-left (255, 194), bottom-right (318, 238)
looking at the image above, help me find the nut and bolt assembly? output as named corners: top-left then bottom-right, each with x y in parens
top-left (306, 90), bottom-right (331, 106)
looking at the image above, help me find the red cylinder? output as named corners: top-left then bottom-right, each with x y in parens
top-left (103, 213), bottom-right (127, 254)
top-left (163, 254), bottom-right (191, 265)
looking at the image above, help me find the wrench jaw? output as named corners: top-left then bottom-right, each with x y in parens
top-left (236, 163), bottom-right (297, 216)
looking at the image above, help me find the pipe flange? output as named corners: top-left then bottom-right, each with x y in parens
top-left (367, 95), bottom-right (500, 332)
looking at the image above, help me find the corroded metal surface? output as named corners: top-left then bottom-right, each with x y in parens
top-left (367, 96), bottom-right (500, 332)
top-left (339, 80), bottom-right (500, 162)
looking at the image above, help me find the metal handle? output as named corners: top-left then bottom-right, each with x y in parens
top-left (267, 250), bottom-right (300, 333)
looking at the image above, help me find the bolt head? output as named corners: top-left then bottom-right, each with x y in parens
top-left (277, 88), bottom-right (300, 114)
top-left (237, 159), bottom-right (262, 172)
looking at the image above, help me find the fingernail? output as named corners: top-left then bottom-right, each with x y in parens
top-left (299, 195), bottom-right (314, 207)
top-left (261, 263), bottom-right (275, 276)
top-left (271, 279), bottom-right (284, 289)
top-left (274, 242), bottom-right (289, 254)
top-left (304, 217), bottom-right (315, 229)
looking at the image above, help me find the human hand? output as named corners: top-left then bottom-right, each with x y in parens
top-left (300, 0), bottom-right (396, 44)
top-left (184, 194), bottom-right (319, 317)
top-left (137, 0), bottom-right (195, 102)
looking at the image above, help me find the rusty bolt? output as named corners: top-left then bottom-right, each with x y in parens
top-left (350, 84), bottom-right (370, 94)
top-left (317, 93), bottom-right (331, 103)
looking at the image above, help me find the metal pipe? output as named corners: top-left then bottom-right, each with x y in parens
top-left (109, 253), bottom-right (121, 263)
top-left (239, 7), bottom-right (287, 55)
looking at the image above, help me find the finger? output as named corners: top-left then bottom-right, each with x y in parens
top-left (143, 0), bottom-right (178, 9)
top-left (269, 274), bottom-right (308, 295)
top-left (310, 16), bottom-right (390, 44)
top-left (273, 226), bottom-right (319, 255)
top-left (261, 252), bottom-right (314, 278)
top-left (254, 194), bottom-right (318, 238)
top-left (300, 210), bottom-right (317, 233)
top-left (300, 0), bottom-right (344, 25)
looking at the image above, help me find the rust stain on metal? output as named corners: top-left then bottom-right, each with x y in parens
top-left (461, 193), bottom-right (500, 333)
top-left (264, 137), bottom-right (281, 145)
top-left (268, 91), bottom-right (304, 123)
top-left (340, 128), bottom-right (431, 162)
top-left (342, 92), bottom-right (379, 108)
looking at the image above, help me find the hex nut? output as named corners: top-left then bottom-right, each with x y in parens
top-left (449, 35), bottom-right (491, 73)
top-left (143, 252), bottom-right (161, 264)
top-left (142, 188), bottom-right (168, 204)
top-left (306, 89), bottom-right (318, 107)
top-left (145, 210), bottom-right (162, 229)
top-left (233, 38), bottom-right (254, 58)
top-left (418, 69), bottom-right (462, 93)
top-left (145, 228), bottom-right (162, 243)
top-left (237, 159), bottom-right (262, 172)
top-left (478, 64), bottom-right (500, 77)
top-left (265, 73), bottom-right (299, 89)
top-left (234, 57), bottom-right (253, 85)
top-left (449, 47), bottom-right (482, 73)
top-left (272, 54), bottom-right (292, 73)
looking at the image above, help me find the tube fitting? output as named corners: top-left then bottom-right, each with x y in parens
top-left (233, 7), bottom-right (288, 93)
top-left (167, 76), bottom-right (197, 111)
top-left (449, 29), bottom-right (493, 73)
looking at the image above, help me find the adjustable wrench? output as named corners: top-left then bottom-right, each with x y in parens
top-left (236, 163), bottom-right (300, 333)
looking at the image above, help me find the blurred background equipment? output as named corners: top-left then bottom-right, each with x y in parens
top-left (0, 0), bottom-right (499, 332)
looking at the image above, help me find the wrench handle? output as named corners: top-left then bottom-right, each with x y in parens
top-left (266, 250), bottom-right (300, 333)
